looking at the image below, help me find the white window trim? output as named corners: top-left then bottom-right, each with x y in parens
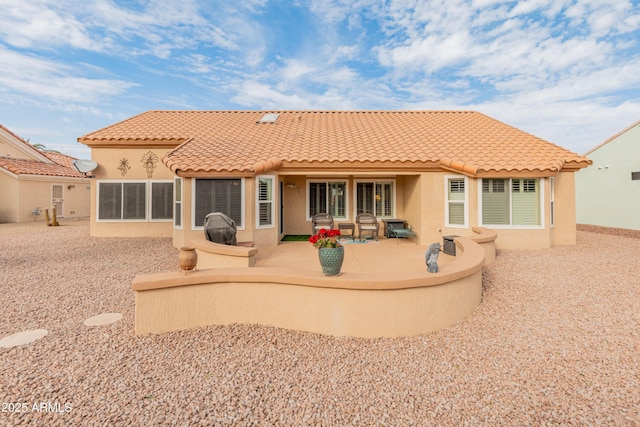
top-left (96, 180), bottom-right (148, 223)
top-left (444, 175), bottom-right (468, 228)
top-left (353, 179), bottom-right (397, 219)
top-left (256, 175), bottom-right (276, 229)
top-left (149, 180), bottom-right (174, 223)
top-left (306, 179), bottom-right (349, 221)
top-left (174, 177), bottom-right (182, 230)
top-left (478, 178), bottom-right (545, 229)
top-left (191, 178), bottom-right (246, 231)
top-left (96, 179), bottom-right (174, 223)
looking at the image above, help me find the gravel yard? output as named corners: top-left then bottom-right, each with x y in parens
top-left (1, 220), bottom-right (639, 426)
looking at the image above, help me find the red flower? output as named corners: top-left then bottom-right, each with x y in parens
top-left (309, 228), bottom-right (342, 249)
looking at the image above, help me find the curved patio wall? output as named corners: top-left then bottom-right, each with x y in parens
top-left (132, 231), bottom-right (496, 338)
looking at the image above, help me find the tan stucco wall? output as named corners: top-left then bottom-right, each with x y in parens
top-left (551, 172), bottom-right (578, 245)
top-left (0, 173), bottom-right (19, 222)
top-left (0, 173), bottom-right (90, 223)
top-left (132, 235), bottom-right (486, 337)
top-left (89, 147), bottom-right (176, 238)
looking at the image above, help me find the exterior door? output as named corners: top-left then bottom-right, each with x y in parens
top-left (52, 184), bottom-right (64, 217)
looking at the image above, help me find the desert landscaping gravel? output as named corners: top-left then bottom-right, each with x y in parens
top-left (1, 219), bottom-right (639, 426)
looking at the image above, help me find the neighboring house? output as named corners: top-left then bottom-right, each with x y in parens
top-left (0, 125), bottom-right (91, 223)
top-left (576, 119), bottom-right (640, 231)
top-left (78, 110), bottom-right (591, 249)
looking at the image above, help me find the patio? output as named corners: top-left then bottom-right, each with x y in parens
top-left (253, 236), bottom-right (455, 274)
top-left (132, 231), bottom-right (492, 337)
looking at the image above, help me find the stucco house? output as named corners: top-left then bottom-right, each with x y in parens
top-left (78, 110), bottom-right (591, 249)
top-left (576, 119), bottom-right (640, 231)
top-left (0, 125), bottom-right (91, 223)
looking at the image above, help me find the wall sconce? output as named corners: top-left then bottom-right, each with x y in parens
top-left (286, 183), bottom-right (297, 188)
top-left (67, 184), bottom-right (75, 190)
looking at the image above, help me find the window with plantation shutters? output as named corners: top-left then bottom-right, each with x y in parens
top-left (356, 180), bottom-right (394, 218)
top-left (482, 179), bottom-right (509, 225)
top-left (446, 176), bottom-right (467, 227)
top-left (195, 179), bottom-right (243, 227)
top-left (257, 176), bottom-right (274, 228)
top-left (481, 178), bottom-right (541, 227)
top-left (511, 178), bottom-right (539, 225)
top-left (308, 181), bottom-right (346, 219)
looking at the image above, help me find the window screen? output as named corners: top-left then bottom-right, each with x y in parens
top-left (195, 179), bottom-right (242, 227)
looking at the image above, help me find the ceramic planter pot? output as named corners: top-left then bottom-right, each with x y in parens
top-left (178, 247), bottom-right (198, 272)
top-left (318, 246), bottom-right (344, 276)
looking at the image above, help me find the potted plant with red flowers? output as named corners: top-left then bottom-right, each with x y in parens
top-left (308, 228), bottom-right (343, 276)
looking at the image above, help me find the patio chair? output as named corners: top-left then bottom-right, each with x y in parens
top-left (388, 222), bottom-right (417, 244)
top-left (355, 213), bottom-right (380, 240)
top-left (311, 213), bottom-right (334, 235)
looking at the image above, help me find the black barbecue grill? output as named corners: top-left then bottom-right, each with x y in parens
top-left (203, 212), bottom-right (237, 245)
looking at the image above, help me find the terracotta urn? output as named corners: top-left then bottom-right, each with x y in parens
top-left (178, 247), bottom-right (198, 272)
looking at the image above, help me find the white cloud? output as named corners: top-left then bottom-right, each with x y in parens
top-left (0, 46), bottom-right (136, 103)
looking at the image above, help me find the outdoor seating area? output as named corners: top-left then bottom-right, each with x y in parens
top-left (132, 228), bottom-right (498, 337)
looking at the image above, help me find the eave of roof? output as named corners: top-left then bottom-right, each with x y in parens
top-left (79, 110), bottom-right (592, 176)
top-left (0, 156), bottom-right (87, 178)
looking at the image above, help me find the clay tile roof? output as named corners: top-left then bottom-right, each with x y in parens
top-left (0, 156), bottom-right (86, 178)
top-left (79, 110), bottom-right (591, 176)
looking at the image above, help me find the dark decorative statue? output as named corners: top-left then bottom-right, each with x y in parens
top-left (425, 243), bottom-right (441, 273)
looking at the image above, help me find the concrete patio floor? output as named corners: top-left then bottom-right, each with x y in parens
top-left (253, 236), bottom-right (454, 274)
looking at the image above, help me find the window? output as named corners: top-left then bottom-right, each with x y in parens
top-left (308, 181), bottom-right (347, 219)
top-left (446, 176), bottom-right (467, 227)
top-left (151, 182), bottom-right (173, 220)
top-left (257, 176), bottom-right (274, 228)
top-left (356, 181), bottom-right (394, 218)
top-left (97, 180), bottom-right (172, 221)
top-left (174, 177), bottom-right (182, 228)
top-left (481, 178), bottom-right (541, 227)
top-left (194, 179), bottom-right (243, 227)
top-left (549, 177), bottom-right (555, 228)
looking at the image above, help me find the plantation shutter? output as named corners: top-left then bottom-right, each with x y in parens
top-left (375, 183), bottom-right (393, 217)
top-left (328, 182), bottom-right (346, 217)
top-left (309, 183), bottom-right (327, 216)
top-left (512, 179), bottom-right (540, 225)
top-left (258, 177), bottom-right (273, 226)
top-left (357, 183), bottom-right (374, 214)
top-left (482, 179), bottom-right (509, 225)
top-left (448, 178), bottom-right (465, 225)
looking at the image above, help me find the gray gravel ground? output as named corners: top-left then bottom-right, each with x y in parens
top-left (1, 219), bottom-right (639, 426)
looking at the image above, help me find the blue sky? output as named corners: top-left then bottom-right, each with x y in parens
top-left (1, 0), bottom-right (639, 159)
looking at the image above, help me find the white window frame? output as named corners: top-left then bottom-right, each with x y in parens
top-left (149, 180), bottom-right (174, 222)
top-left (96, 179), bottom-right (174, 223)
top-left (354, 179), bottom-right (396, 219)
top-left (256, 175), bottom-right (275, 229)
top-left (192, 178), bottom-right (245, 230)
top-left (478, 178), bottom-right (545, 229)
top-left (445, 175), bottom-right (468, 228)
top-left (306, 179), bottom-right (348, 221)
top-left (174, 177), bottom-right (182, 229)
